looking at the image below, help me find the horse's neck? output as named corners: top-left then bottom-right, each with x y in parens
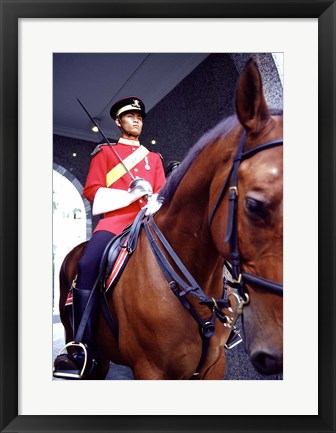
top-left (156, 165), bottom-right (222, 293)
top-left (156, 211), bottom-right (221, 293)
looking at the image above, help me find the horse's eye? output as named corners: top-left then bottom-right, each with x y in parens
top-left (245, 197), bottom-right (268, 219)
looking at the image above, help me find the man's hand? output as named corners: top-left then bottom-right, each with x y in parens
top-left (128, 178), bottom-right (153, 202)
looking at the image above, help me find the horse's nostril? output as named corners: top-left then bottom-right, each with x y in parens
top-left (250, 351), bottom-right (283, 376)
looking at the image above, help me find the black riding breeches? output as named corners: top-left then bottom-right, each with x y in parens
top-left (76, 230), bottom-right (115, 291)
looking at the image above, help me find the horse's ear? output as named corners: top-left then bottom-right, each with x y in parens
top-left (235, 59), bottom-right (270, 134)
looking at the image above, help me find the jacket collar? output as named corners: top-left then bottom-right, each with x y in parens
top-left (118, 137), bottom-right (140, 147)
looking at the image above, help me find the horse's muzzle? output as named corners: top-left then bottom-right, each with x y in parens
top-left (250, 349), bottom-right (283, 376)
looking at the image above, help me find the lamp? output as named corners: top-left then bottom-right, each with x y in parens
top-left (91, 118), bottom-right (100, 133)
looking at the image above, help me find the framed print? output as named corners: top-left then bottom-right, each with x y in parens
top-left (1, 0), bottom-right (335, 432)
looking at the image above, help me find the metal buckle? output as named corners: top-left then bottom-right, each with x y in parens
top-left (224, 292), bottom-right (249, 329)
top-left (54, 341), bottom-right (88, 379)
top-left (232, 273), bottom-right (242, 285)
top-left (229, 186), bottom-right (238, 196)
top-left (211, 297), bottom-right (219, 310)
top-left (224, 326), bottom-right (243, 350)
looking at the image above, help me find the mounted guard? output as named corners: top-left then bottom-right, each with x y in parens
top-left (53, 96), bottom-right (166, 379)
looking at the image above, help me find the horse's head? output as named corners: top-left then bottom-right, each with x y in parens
top-left (158, 59), bottom-right (282, 376)
top-left (235, 60), bottom-right (283, 375)
top-left (210, 60), bottom-right (283, 375)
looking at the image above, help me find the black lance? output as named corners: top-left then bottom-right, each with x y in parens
top-left (76, 98), bottom-right (135, 182)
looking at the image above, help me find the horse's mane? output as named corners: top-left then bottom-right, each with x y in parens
top-left (159, 115), bottom-right (239, 202)
top-left (159, 109), bottom-right (283, 203)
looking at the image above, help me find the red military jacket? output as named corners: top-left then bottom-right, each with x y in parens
top-left (83, 137), bottom-right (166, 234)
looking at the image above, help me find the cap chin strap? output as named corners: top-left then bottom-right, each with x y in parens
top-left (117, 115), bottom-right (140, 140)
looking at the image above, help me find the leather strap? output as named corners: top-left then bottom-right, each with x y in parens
top-left (144, 216), bottom-right (231, 377)
top-left (99, 208), bottom-right (147, 340)
top-left (74, 276), bottom-right (100, 344)
top-left (106, 145), bottom-right (149, 187)
top-left (209, 131), bottom-right (283, 298)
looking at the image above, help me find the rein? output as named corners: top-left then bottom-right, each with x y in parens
top-left (144, 130), bottom-right (283, 378)
top-left (144, 215), bottom-right (233, 378)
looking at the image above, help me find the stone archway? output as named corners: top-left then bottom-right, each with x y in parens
top-left (53, 163), bottom-right (92, 239)
top-left (52, 163), bottom-right (91, 314)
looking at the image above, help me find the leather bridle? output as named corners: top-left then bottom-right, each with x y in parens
top-left (143, 129), bottom-right (283, 377)
top-left (209, 130), bottom-right (283, 300)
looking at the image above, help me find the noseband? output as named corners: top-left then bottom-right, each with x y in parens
top-left (209, 131), bottom-right (283, 300)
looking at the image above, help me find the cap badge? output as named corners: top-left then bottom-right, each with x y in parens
top-left (132, 99), bottom-right (141, 109)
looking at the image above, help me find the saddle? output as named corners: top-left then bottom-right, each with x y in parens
top-left (100, 206), bottom-right (146, 291)
top-left (65, 207), bottom-right (146, 308)
top-left (97, 207), bottom-right (147, 340)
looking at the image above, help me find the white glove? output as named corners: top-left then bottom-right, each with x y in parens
top-left (92, 180), bottom-right (154, 216)
top-left (92, 188), bottom-right (132, 215)
top-left (145, 194), bottom-right (164, 215)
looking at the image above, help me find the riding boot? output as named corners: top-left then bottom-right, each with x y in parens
top-left (73, 287), bottom-right (99, 375)
top-left (53, 287), bottom-right (99, 380)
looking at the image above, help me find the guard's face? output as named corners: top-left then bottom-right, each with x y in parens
top-left (116, 110), bottom-right (143, 138)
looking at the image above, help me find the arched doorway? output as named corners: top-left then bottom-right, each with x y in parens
top-left (52, 166), bottom-right (91, 314)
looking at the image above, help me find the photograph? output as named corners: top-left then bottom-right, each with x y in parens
top-left (52, 52), bottom-right (284, 382)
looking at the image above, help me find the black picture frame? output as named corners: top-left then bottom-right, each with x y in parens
top-left (1, 1), bottom-right (335, 432)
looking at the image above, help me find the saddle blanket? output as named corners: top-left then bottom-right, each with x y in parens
top-left (64, 237), bottom-right (129, 307)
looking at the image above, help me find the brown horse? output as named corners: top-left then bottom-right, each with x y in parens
top-left (58, 59), bottom-right (283, 379)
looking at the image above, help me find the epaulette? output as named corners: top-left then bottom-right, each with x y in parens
top-left (90, 143), bottom-right (116, 156)
top-left (150, 150), bottom-right (164, 161)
